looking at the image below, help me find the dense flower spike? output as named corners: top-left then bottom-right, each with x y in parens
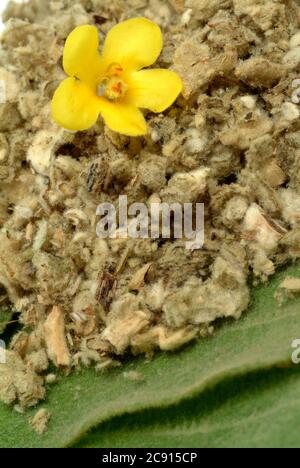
top-left (51, 18), bottom-right (183, 136)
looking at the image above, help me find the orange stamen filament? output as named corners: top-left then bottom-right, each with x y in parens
top-left (97, 63), bottom-right (128, 101)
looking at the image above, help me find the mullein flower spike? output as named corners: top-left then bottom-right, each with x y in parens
top-left (51, 18), bottom-right (183, 137)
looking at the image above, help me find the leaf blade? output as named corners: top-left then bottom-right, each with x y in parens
top-left (76, 368), bottom-right (300, 448)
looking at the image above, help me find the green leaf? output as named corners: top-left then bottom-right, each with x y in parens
top-left (76, 367), bottom-right (300, 448)
top-left (0, 263), bottom-right (300, 448)
top-left (0, 307), bottom-right (13, 335)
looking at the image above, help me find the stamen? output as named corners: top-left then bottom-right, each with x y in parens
top-left (107, 63), bottom-right (123, 76)
top-left (97, 65), bottom-right (128, 101)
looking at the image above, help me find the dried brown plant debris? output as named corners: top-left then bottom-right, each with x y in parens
top-left (0, 0), bottom-right (300, 408)
top-left (44, 306), bottom-right (71, 367)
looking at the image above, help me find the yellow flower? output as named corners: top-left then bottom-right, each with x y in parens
top-left (51, 18), bottom-right (183, 137)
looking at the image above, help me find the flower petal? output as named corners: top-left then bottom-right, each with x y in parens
top-left (128, 69), bottom-right (183, 113)
top-left (51, 77), bottom-right (101, 131)
top-left (98, 99), bottom-right (147, 136)
top-left (101, 18), bottom-right (163, 71)
top-left (63, 25), bottom-right (103, 87)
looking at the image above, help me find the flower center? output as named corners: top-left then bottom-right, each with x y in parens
top-left (97, 63), bottom-right (128, 101)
